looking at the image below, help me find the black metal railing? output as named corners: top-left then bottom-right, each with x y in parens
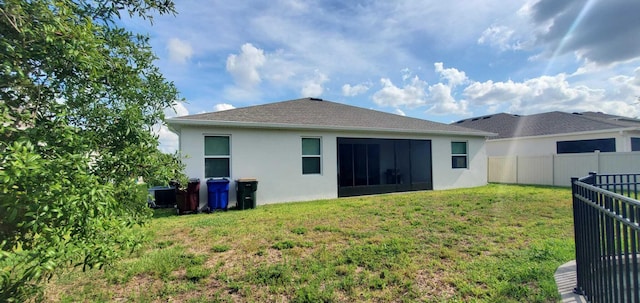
top-left (572, 172), bottom-right (640, 303)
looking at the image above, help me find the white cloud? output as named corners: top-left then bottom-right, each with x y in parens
top-left (426, 83), bottom-right (469, 115)
top-left (633, 66), bottom-right (640, 86)
top-left (301, 70), bottom-right (329, 97)
top-left (167, 38), bottom-right (193, 64)
top-left (477, 25), bottom-right (520, 51)
top-left (164, 101), bottom-right (189, 118)
top-left (604, 67), bottom-right (640, 110)
top-left (342, 82), bottom-right (371, 96)
top-left (226, 43), bottom-right (266, 88)
top-left (465, 74), bottom-right (593, 113)
top-left (213, 103), bottom-right (235, 112)
top-left (156, 101), bottom-right (189, 154)
top-left (462, 72), bottom-right (640, 117)
top-left (372, 76), bottom-right (428, 108)
top-left (434, 62), bottom-right (468, 87)
top-left (463, 79), bottom-right (529, 107)
top-left (156, 125), bottom-right (179, 154)
top-left (371, 63), bottom-right (640, 119)
top-left (373, 65), bottom-right (470, 115)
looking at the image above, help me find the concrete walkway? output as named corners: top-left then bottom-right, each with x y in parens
top-left (555, 260), bottom-right (587, 303)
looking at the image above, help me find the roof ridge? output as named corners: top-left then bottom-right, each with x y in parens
top-left (567, 111), bottom-right (637, 128)
top-left (178, 97), bottom-right (312, 119)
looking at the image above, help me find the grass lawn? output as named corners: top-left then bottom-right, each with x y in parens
top-left (46, 184), bottom-right (575, 302)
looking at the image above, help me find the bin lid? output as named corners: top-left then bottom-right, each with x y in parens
top-left (207, 178), bottom-right (229, 183)
top-left (236, 178), bottom-right (257, 182)
top-left (189, 178), bottom-right (200, 182)
top-left (149, 185), bottom-right (173, 190)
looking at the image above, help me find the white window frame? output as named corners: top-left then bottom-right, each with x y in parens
top-left (451, 141), bottom-right (468, 169)
top-left (204, 135), bottom-right (231, 178)
top-left (302, 137), bottom-right (322, 175)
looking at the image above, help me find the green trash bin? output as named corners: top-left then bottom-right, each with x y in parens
top-left (236, 178), bottom-right (258, 210)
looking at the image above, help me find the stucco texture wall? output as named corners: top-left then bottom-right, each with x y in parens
top-left (176, 126), bottom-right (488, 207)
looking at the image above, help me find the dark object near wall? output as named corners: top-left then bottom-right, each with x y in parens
top-left (207, 178), bottom-right (230, 211)
top-left (176, 179), bottom-right (201, 215)
top-left (236, 178), bottom-right (258, 210)
top-left (150, 186), bottom-right (176, 208)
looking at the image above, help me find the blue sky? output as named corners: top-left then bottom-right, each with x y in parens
top-left (124, 0), bottom-right (640, 153)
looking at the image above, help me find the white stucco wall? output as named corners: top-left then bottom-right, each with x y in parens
top-left (431, 135), bottom-right (488, 190)
top-left (175, 125), bottom-right (488, 207)
top-left (486, 130), bottom-right (637, 157)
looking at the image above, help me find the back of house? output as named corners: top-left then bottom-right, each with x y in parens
top-left (167, 97), bottom-right (494, 207)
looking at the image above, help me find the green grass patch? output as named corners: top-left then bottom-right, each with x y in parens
top-left (185, 265), bottom-right (212, 282)
top-left (210, 244), bottom-right (231, 253)
top-left (291, 226), bottom-right (307, 235)
top-left (47, 184), bottom-right (575, 302)
top-left (105, 246), bottom-right (207, 284)
top-left (251, 262), bottom-right (294, 287)
top-left (272, 240), bottom-right (296, 250)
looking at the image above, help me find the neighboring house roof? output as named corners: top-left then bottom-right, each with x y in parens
top-left (168, 98), bottom-right (494, 137)
top-left (453, 111), bottom-right (640, 140)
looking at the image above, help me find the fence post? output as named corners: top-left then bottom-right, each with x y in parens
top-left (586, 171), bottom-right (597, 185)
top-left (551, 154), bottom-right (555, 186)
top-left (571, 177), bottom-right (586, 296)
top-left (515, 155), bottom-right (519, 184)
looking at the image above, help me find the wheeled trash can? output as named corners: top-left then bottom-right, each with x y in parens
top-left (207, 178), bottom-right (230, 211)
top-left (178, 178), bottom-right (200, 214)
top-left (236, 178), bottom-right (258, 210)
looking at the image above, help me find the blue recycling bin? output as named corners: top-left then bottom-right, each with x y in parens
top-left (207, 178), bottom-right (230, 211)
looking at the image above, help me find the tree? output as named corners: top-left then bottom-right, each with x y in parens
top-left (0, 0), bottom-right (185, 300)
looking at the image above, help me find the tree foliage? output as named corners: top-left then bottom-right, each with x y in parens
top-left (0, 0), bottom-right (184, 300)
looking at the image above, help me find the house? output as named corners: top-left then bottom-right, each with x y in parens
top-left (454, 111), bottom-right (640, 186)
top-left (167, 98), bottom-right (494, 207)
top-left (453, 111), bottom-right (640, 157)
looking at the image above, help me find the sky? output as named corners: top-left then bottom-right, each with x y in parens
top-left (121, 0), bottom-right (640, 153)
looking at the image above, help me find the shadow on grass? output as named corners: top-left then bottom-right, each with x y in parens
top-left (152, 208), bottom-right (176, 219)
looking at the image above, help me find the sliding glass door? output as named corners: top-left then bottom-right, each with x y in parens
top-left (337, 138), bottom-right (432, 197)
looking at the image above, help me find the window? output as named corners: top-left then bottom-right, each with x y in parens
top-left (451, 141), bottom-right (468, 169)
top-left (632, 138), bottom-right (640, 151)
top-left (556, 138), bottom-right (615, 154)
top-left (302, 137), bottom-right (321, 174)
top-left (205, 136), bottom-right (230, 178)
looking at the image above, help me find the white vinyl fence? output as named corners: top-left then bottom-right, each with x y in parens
top-left (488, 152), bottom-right (640, 187)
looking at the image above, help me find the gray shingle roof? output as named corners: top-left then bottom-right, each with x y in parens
top-left (168, 98), bottom-right (492, 136)
top-left (453, 111), bottom-right (640, 139)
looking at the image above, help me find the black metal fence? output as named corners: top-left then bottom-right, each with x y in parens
top-left (572, 172), bottom-right (640, 302)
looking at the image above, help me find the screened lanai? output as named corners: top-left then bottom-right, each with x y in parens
top-left (337, 138), bottom-right (433, 197)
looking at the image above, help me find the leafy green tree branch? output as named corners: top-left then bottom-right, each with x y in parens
top-left (0, 0), bottom-right (185, 300)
